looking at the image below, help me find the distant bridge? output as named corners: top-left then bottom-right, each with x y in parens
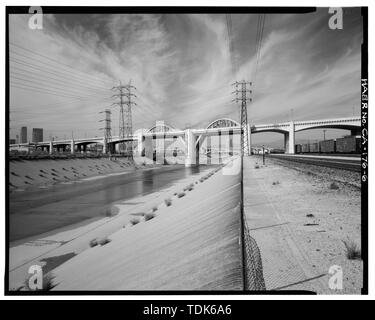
top-left (10, 116), bottom-right (361, 167)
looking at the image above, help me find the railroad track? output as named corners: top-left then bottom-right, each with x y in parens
top-left (265, 154), bottom-right (361, 172)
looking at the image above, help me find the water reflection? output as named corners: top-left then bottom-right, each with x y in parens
top-left (10, 165), bottom-right (217, 241)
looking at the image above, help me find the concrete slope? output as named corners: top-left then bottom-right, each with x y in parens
top-left (9, 165), bottom-right (214, 290)
top-left (52, 158), bottom-right (243, 291)
top-left (9, 158), bottom-right (136, 192)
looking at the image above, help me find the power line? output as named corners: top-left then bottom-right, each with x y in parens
top-left (10, 57), bottom-right (110, 91)
top-left (10, 74), bottom-right (109, 98)
top-left (252, 14), bottom-right (266, 89)
top-left (9, 42), bottom-right (114, 86)
top-left (226, 14), bottom-right (238, 77)
top-left (10, 66), bottom-right (109, 94)
top-left (10, 95), bottom-right (112, 113)
top-left (10, 80), bottom-right (109, 100)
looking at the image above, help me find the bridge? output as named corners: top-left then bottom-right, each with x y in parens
top-left (9, 116), bottom-right (361, 167)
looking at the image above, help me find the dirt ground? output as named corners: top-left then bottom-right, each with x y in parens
top-left (247, 156), bottom-right (362, 294)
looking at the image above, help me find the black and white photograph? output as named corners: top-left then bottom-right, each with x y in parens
top-left (3, 4), bottom-right (369, 298)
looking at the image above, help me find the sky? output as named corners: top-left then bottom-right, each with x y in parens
top-left (9, 8), bottom-right (363, 145)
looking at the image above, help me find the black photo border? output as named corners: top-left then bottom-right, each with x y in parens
top-left (4, 6), bottom-right (368, 296)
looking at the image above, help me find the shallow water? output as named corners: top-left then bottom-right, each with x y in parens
top-left (9, 165), bottom-right (214, 242)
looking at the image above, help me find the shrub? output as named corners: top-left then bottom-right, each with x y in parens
top-left (89, 238), bottom-right (98, 247)
top-left (152, 206), bottom-right (158, 212)
top-left (164, 198), bottom-right (172, 206)
top-left (177, 192), bottom-right (186, 198)
top-left (98, 237), bottom-right (111, 246)
top-left (343, 240), bottom-right (361, 260)
top-left (130, 217), bottom-right (140, 225)
top-left (145, 212), bottom-right (156, 221)
top-left (306, 214), bottom-right (315, 218)
top-left (254, 164), bottom-right (260, 169)
top-left (272, 181), bottom-right (280, 185)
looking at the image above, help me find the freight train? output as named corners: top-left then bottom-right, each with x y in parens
top-left (294, 136), bottom-right (361, 154)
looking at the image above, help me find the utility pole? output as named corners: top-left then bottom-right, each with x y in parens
top-left (112, 80), bottom-right (137, 158)
top-left (99, 109), bottom-right (112, 155)
top-left (232, 80), bottom-right (252, 156)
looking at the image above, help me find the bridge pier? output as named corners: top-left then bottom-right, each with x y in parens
top-left (284, 121), bottom-right (295, 154)
top-left (229, 129), bottom-right (233, 156)
top-left (155, 132), bottom-right (166, 164)
top-left (70, 140), bottom-right (75, 154)
top-left (185, 129), bottom-right (196, 167)
top-left (137, 131), bottom-right (145, 158)
top-left (49, 141), bottom-right (53, 155)
top-left (207, 136), bottom-right (211, 165)
top-left (218, 131), bottom-right (222, 164)
top-left (102, 139), bottom-right (107, 154)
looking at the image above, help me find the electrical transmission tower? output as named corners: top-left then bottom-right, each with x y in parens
top-left (112, 81), bottom-right (137, 157)
top-left (99, 109), bottom-right (112, 154)
top-left (232, 80), bottom-right (252, 156)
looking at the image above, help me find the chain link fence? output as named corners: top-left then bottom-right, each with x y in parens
top-left (240, 155), bottom-right (266, 291)
top-left (242, 217), bottom-right (266, 290)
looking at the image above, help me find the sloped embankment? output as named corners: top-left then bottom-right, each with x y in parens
top-left (9, 158), bottom-right (136, 192)
top-left (51, 158), bottom-right (243, 290)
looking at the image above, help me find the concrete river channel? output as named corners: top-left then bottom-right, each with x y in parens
top-left (9, 164), bottom-right (215, 243)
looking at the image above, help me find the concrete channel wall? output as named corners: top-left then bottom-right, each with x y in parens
top-left (51, 158), bottom-right (244, 290)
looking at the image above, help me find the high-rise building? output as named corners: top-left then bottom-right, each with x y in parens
top-left (32, 128), bottom-right (43, 143)
top-left (20, 127), bottom-right (27, 143)
top-left (9, 139), bottom-right (16, 144)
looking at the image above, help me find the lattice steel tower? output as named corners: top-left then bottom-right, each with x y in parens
top-left (112, 81), bottom-right (136, 157)
top-left (232, 80), bottom-right (252, 156)
top-left (99, 109), bottom-right (112, 154)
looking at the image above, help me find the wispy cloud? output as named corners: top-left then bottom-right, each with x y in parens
top-left (9, 9), bottom-right (362, 143)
